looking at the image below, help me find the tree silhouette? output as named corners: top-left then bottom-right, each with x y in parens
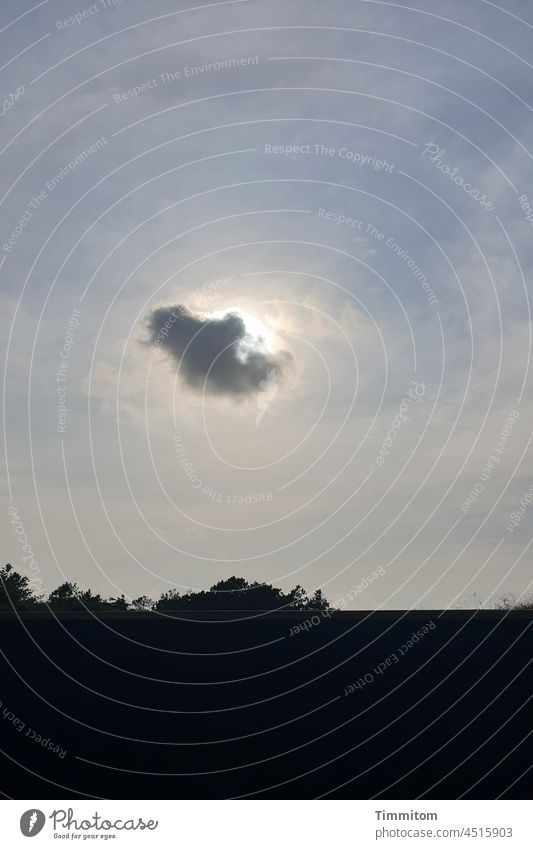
top-left (308, 589), bottom-right (330, 612)
top-left (0, 564), bottom-right (40, 610)
top-left (131, 595), bottom-right (154, 611)
top-left (0, 563), bottom-right (333, 613)
top-left (154, 588), bottom-right (183, 611)
top-left (153, 576), bottom-right (331, 612)
top-left (47, 582), bottom-right (130, 611)
top-left (47, 581), bottom-right (80, 610)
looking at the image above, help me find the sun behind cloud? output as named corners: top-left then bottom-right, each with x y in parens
top-left (145, 304), bottom-right (293, 399)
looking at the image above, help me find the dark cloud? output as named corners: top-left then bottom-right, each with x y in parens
top-left (146, 305), bottom-right (292, 397)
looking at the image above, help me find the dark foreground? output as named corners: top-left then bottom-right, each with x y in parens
top-left (0, 610), bottom-right (531, 799)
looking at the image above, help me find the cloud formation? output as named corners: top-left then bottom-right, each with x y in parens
top-left (146, 305), bottom-right (292, 398)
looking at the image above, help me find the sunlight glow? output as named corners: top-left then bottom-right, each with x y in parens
top-left (212, 307), bottom-right (279, 352)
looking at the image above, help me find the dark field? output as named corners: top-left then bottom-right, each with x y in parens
top-left (0, 610), bottom-right (531, 799)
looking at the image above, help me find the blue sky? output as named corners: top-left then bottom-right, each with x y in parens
top-left (2, 0), bottom-right (533, 608)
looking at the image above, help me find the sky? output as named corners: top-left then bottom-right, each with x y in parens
top-left (2, 0), bottom-right (533, 609)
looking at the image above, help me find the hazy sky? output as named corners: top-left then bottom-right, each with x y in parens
top-left (2, 0), bottom-right (533, 609)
